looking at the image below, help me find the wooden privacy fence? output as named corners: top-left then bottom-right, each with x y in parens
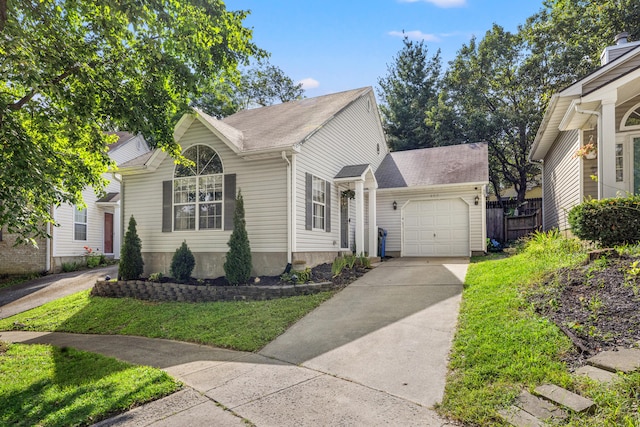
top-left (486, 198), bottom-right (543, 243)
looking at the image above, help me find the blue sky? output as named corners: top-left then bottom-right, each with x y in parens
top-left (226, 0), bottom-right (545, 97)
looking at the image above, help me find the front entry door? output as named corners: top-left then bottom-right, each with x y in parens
top-left (340, 194), bottom-right (349, 249)
top-left (104, 213), bottom-right (114, 254)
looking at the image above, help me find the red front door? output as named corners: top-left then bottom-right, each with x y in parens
top-left (104, 213), bottom-right (114, 253)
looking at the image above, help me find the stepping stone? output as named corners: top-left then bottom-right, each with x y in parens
top-left (534, 384), bottom-right (595, 413)
top-left (515, 391), bottom-right (568, 421)
top-left (575, 365), bottom-right (617, 384)
top-left (587, 348), bottom-right (640, 373)
top-left (498, 406), bottom-right (544, 427)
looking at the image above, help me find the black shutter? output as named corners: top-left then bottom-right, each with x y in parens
top-left (224, 174), bottom-right (236, 231)
top-left (305, 173), bottom-right (312, 230)
top-left (325, 181), bottom-right (331, 232)
top-left (162, 180), bottom-right (172, 232)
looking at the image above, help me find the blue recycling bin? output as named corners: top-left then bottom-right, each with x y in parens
top-left (378, 228), bottom-right (387, 257)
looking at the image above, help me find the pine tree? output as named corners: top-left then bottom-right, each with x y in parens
top-left (170, 241), bottom-right (195, 283)
top-left (119, 215), bottom-right (144, 280)
top-left (377, 35), bottom-right (443, 151)
top-left (224, 190), bottom-right (252, 285)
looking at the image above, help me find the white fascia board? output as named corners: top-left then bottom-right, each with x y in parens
top-left (376, 181), bottom-right (488, 193)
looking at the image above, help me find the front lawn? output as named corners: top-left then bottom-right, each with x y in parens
top-left (441, 231), bottom-right (640, 426)
top-left (0, 341), bottom-right (179, 427)
top-left (0, 290), bottom-right (335, 352)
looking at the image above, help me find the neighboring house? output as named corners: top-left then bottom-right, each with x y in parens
top-left (0, 132), bottom-right (150, 275)
top-left (531, 33), bottom-right (640, 231)
top-left (119, 87), bottom-right (489, 278)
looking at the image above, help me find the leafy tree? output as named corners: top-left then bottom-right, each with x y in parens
top-left (0, 0), bottom-right (259, 244)
top-left (440, 26), bottom-right (542, 204)
top-left (377, 35), bottom-right (443, 151)
top-left (522, 0), bottom-right (640, 96)
top-left (240, 60), bottom-right (305, 108)
top-left (194, 60), bottom-right (304, 117)
top-left (224, 190), bottom-right (252, 285)
top-left (170, 241), bottom-right (195, 283)
top-left (119, 216), bottom-right (143, 280)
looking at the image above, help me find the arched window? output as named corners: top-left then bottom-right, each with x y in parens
top-left (173, 145), bottom-right (224, 230)
top-left (620, 102), bottom-right (640, 131)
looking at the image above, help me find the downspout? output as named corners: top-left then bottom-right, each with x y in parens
top-left (281, 152), bottom-right (292, 269)
top-left (574, 104), bottom-right (603, 199)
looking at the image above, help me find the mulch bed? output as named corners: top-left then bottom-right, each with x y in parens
top-left (150, 263), bottom-right (369, 288)
top-left (528, 254), bottom-right (640, 366)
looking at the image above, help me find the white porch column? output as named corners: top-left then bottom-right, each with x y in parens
top-left (114, 203), bottom-right (122, 259)
top-left (355, 180), bottom-right (365, 254)
top-left (368, 186), bottom-right (377, 257)
top-left (601, 100), bottom-right (617, 198)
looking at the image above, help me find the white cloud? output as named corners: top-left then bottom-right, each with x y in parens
top-left (388, 30), bottom-right (440, 42)
top-left (298, 78), bottom-right (320, 89)
top-left (399, 0), bottom-right (466, 7)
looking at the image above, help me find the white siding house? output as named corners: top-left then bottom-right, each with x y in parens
top-left (120, 87), bottom-right (489, 278)
top-left (531, 34), bottom-right (640, 231)
top-left (49, 132), bottom-right (150, 271)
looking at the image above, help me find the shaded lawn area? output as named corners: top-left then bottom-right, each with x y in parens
top-left (0, 341), bottom-right (179, 427)
top-left (440, 232), bottom-right (640, 426)
top-left (0, 290), bottom-right (336, 352)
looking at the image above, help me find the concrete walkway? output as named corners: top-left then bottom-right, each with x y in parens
top-left (1, 258), bottom-right (468, 426)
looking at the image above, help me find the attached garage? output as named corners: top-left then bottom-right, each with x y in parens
top-left (374, 143), bottom-right (489, 258)
top-left (403, 198), bottom-right (469, 257)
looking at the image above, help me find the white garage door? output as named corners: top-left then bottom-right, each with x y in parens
top-left (403, 198), bottom-right (469, 257)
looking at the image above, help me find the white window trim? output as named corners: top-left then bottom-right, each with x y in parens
top-left (73, 206), bottom-right (88, 241)
top-left (312, 175), bottom-right (326, 231)
top-left (172, 145), bottom-right (224, 232)
top-left (620, 102), bottom-right (640, 131)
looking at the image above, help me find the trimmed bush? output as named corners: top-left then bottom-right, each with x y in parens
top-left (170, 241), bottom-right (195, 283)
top-left (224, 190), bottom-right (252, 285)
top-left (119, 215), bottom-right (144, 280)
top-left (568, 195), bottom-right (640, 247)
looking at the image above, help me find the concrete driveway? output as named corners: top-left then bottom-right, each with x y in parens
top-left (2, 258), bottom-right (468, 426)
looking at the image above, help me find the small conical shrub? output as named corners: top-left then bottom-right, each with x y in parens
top-left (224, 190), bottom-right (252, 285)
top-left (119, 215), bottom-right (144, 280)
top-left (170, 240), bottom-right (195, 283)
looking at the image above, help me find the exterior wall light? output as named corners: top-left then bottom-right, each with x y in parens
top-left (474, 195), bottom-right (480, 206)
top-left (393, 201), bottom-right (397, 210)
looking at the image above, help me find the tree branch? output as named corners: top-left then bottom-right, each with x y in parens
top-left (9, 65), bottom-right (79, 111)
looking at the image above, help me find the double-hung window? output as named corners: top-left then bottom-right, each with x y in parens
top-left (173, 145), bottom-right (223, 231)
top-left (312, 175), bottom-right (326, 230)
top-left (74, 206), bottom-right (87, 240)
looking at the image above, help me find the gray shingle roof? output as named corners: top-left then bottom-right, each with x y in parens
top-left (375, 143), bottom-right (488, 189)
top-left (335, 164), bottom-right (370, 179)
top-left (221, 87), bottom-right (371, 152)
top-left (96, 192), bottom-right (120, 203)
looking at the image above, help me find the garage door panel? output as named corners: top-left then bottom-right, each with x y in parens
top-left (403, 198), bottom-right (469, 257)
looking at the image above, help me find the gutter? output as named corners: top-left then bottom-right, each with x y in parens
top-left (574, 104), bottom-right (602, 199)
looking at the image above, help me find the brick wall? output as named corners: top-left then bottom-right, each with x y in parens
top-left (0, 229), bottom-right (47, 275)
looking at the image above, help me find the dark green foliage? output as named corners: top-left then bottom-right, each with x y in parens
top-left (376, 35), bottom-right (443, 151)
top-left (224, 190), bottom-right (252, 285)
top-left (170, 241), bottom-right (195, 283)
top-left (119, 216), bottom-right (144, 280)
top-left (568, 196), bottom-right (640, 247)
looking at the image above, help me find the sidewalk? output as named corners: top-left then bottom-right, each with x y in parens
top-left (1, 258), bottom-right (468, 426)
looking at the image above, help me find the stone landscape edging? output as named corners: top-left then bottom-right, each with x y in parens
top-left (91, 279), bottom-right (336, 302)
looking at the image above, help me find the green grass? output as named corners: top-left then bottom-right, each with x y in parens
top-left (0, 290), bottom-right (336, 352)
top-left (441, 231), bottom-right (640, 426)
top-left (439, 231), bottom-right (588, 425)
top-left (0, 341), bottom-right (180, 427)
